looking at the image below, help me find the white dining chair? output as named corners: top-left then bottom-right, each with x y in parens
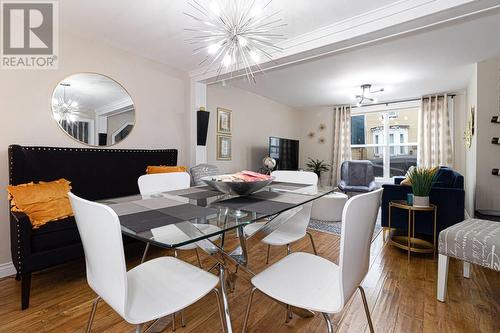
top-left (137, 172), bottom-right (191, 196)
top-left (68, 193), bottom-right (225, 333)
top-left (270, 170), bottom-right (318, 185)
top-left (242, 188), bottom-right (383, 333)
top-left (137, 172), bottom-right (221, 268)
top-left (244, 170), bottom-right (319, 263)
top-left (138, 172), bottom-right (221, 330)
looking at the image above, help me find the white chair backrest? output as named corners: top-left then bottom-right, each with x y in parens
top-left (270, 170), bottom-right (318, 185)
top-left (270, 171), bottom-right (316, 235)
top-left (68, 192), bottom-right (128, 316)
top-left (338, 188), bottom-right (383, 306)
top-left (138, 172), bottom-right (191, 195)
top-left (279, 202), bottom-right (313, 234)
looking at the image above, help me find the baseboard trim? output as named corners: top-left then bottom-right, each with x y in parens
top-left (0, 262), bottom-right (16, 278)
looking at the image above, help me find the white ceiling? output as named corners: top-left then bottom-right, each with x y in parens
top-left (219, 10), bottom-right (500, 108)
top-left (61, 0), bottom-right (399, 72)
top-left (53, 73), bottom-right (133, 111)
top-left (60, 1), bottom-right (500, 108)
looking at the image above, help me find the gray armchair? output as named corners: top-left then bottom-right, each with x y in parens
top-left (190, 164), bottom-right (220, 186)
top-left (338, 160), bottom-right (378, 194)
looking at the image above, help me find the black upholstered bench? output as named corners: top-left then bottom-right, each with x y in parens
top-left (8, 145), bottom-right (178, 309)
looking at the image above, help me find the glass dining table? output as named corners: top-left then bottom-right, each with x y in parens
top-left (100, 181), bottom-right (335, 333)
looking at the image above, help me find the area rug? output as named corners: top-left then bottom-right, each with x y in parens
top-left (308, 210), bottom-right (382, 241)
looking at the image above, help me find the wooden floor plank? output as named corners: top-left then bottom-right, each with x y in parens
top-left (0, 230), bottom-right (498, 333)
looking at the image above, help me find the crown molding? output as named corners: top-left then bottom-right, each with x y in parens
top-left (95, 97), bottom-right (134, 116)
top-left (189, 0), bottom-right (491, 82)
top-left (275, 0), bottom-right (470, 55)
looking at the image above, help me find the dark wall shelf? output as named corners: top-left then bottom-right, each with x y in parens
top-left (492, 115), bottom-right (499, 176)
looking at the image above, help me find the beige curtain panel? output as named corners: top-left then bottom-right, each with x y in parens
top-left (330, 105), bottom-right (352, 186)
top-left (417, 94), bottom-right (453, 168)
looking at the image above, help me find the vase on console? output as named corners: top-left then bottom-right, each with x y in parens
top-left (407, 167), bottom-right (438, 207)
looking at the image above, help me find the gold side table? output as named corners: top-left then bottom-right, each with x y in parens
top-left (388, 200), bottom-right (437, 260)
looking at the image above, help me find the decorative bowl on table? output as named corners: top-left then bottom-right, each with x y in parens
top-left (201, 171), bottom-right (273, 196)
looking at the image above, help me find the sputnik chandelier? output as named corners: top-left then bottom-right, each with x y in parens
top-left (355, 84), bottom-right (385, 106)
top-left (52, 83), bottom-right (79, 123)
top-left (184, 0), bottom-right (286, 82)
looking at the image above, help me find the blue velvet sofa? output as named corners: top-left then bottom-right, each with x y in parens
top-left (381, 167), bottom-right (465, 235)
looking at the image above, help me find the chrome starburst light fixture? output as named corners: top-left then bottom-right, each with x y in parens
top-left (52, 83), bottom-right (79, 123)
top-left (185, 0), bottom-right (286, 82)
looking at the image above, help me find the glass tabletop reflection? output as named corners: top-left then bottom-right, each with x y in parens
top-left (100, 182), bottom-right (334, 249)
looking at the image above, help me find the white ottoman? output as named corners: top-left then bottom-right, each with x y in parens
top-left (311, 192), bottom-right (348, 222)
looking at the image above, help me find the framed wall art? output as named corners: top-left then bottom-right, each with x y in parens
top-left (217, 108), bottom-right (232, 134)
top-left (217, 134), bottom-right (232, 160)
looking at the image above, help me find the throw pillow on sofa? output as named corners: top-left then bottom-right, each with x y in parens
top-left (146, 165), bottom-right (187, 174)
top-left (7, 178), bottom-right (73, 228)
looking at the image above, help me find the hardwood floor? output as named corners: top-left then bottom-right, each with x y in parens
top-left (0, 229), bottom-right (499, 333)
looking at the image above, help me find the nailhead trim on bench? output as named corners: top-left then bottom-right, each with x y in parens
top-left (8, 145), bottom-right (178, 274)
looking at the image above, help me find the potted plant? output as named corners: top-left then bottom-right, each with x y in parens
top-left (306, 158), bottom-right (330, 179)
top-left (407, 167), bottom-right (438, 207)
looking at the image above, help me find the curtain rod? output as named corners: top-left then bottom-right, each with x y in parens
top-left (350, 94), bottom-right (456, 109)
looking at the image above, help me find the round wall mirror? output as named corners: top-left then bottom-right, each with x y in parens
top-left (51, 73), bottom-right (135, 146)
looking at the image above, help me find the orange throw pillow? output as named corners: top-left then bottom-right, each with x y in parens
top-left (7, 179), bottom-right (73, 229)
top-left (146, 165), bottom-right (187, 174)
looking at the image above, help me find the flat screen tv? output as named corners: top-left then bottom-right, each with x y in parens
top-left (269, 137), bottom-right (299, 170)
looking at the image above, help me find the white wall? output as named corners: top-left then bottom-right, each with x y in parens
top-left (297, 107), bottom-right (334, 184)
top-left (107, 110), bottom-right (135, 145)
top-left (475, 57), bottom-right (500, 211)
top-left (464, 57), bottom-right (500, 214)
top-left (207, 85), bottom-right (301, 173)
top-left (465, 65), bottom-right (478, 216)
top-left (0, 32), bottom-right (190, 266)
top-left (452, 92), bottom-right (467, 176)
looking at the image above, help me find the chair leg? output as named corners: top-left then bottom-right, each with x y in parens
top-left (21, 272), bottom-right (32, 310)
top-left (195, 248), bottom-right (203, 268)
top-left (213, 288), bottom-right (226, 333)
top-left (437, 254), bottom-right (449, 302)
top-left (140, 243), bottom-right (150, 264)
top-left (322, 313), bottom-right (334, 333)
top-left (285, 304), bottom-right (292, 323)
top-left (286, 244), bottom-right (291, 255)
top-left (208, 262), bottom-right (219, 274)
top-left (85, 297), bottom-right (101, 333)
top-left (463, 261), bottom-right (471, 279)
top-left (180, 310), bottom-right (186, 327)
top-left (358, 286), bottom-right (374, 333)
top-left (170, 246), bottom-right (190, 330)
top-left (142, 319), bottom-right (161, 333)
top-left (266, 245), bottom-right (271, 264)
top-left (307, 231), bottom-right (318, 255)
top-left (242, 287), bottom-right (258, 333)
top-left (135, 324), bottom-right (143, 333)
